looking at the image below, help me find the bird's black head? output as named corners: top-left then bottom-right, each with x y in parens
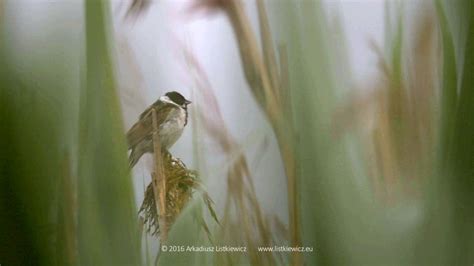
top-left (165, 91), bottom-right (191, 108)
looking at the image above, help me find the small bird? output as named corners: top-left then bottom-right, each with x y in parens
top-left (127, 91), bottom-right (191, 168)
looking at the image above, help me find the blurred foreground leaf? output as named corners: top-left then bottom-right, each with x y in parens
top-left (77, 0), bottom-right (140, 265)
top-left (0, 1), bottom-right (140, 265)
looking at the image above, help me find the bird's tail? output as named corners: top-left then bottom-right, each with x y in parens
top-left (128, 148), bottom-right (140, 168)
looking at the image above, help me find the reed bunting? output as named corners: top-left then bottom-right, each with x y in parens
top-left (127, 91), bottom-right (191, 168)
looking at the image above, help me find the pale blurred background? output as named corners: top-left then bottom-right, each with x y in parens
top-left (3, 0), bottom-right (388, 257)
top-left (110, 0), bottom-right (386, 222)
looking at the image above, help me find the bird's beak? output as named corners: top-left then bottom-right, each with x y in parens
top-left (185, 100), bottom-right (192, 105)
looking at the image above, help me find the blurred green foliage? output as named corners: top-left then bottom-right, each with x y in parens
top-left (1, 0), bottom-right (140, 265)
top-left (78, 1), bottom-right (140, 265)
top-left (1, 0), bottom-right (473, 265)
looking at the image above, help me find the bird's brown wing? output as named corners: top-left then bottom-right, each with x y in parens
top-left (138, 98), bottom-right (164, 120)
top-left (126, 103), bottom-right (175, 149)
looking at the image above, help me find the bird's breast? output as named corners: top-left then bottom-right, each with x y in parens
top-left (158, 108), bottom-right (186, 149)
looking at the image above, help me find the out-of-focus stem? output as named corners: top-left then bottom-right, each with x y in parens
top-left (278, 45), bottom-right (294, 127)
top-left (223, 1), bottom-right (302, 264)
top-left (57, 154), bottom-right (78, 265)
top-left (256, 0), bottom-right (280, 102)
top-left (225, 0), bottom-right (279, 121)
top-left (275, 124), bottom-right (301, 266)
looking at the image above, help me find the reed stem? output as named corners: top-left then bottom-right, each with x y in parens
top-left (151, 109), bottom-right (168, 242)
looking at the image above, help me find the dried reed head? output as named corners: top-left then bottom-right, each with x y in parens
top-left (139, 152), bottom-right (218, 237)
top-left (125, 0), bottom-right (151, 19)
top-left (332, 3), bottom-right (440, 202)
